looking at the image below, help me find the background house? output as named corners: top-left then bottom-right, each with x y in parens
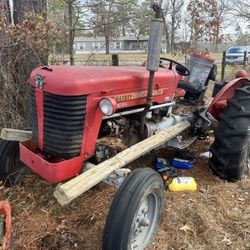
top-left (74, 36), bottom-right (168, 54)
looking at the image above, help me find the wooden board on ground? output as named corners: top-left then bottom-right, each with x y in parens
top-left (0, 128), bottom-right (32, 141)
top-left (54, 120), bottom-right (191, 206)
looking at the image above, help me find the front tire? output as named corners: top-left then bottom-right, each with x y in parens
top-left (102, 168), bottom-right (164, 250)
top-left (209, 82), bottom-right (250, 181)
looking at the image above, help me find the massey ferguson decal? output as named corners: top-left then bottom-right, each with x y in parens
top-left (114, 89), bottom-right (164, 102)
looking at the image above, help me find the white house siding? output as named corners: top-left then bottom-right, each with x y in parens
top-left (74, 36), bottom-right (166, 54)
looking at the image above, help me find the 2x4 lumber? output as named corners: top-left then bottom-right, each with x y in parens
top-left (0, 128), bottom-right (32, 141)
top-left (54, 120), bottom-right (190, 206)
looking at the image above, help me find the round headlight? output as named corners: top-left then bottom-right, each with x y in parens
top-left (99, 98), bottom-right (117, 116)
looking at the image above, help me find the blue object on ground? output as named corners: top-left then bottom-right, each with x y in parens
top-left (154, 158), bottom-right (169, 170)
top-left (171, 158), bottom-right (193, 170)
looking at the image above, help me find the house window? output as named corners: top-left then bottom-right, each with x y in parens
top-left (78, 42), bottom-right (85, 50)
top-left (130, 43), bottom-right (141, 50)
top-left (92, 42), bottom-right (100, 50)
top-left (114, 42), bottom-right (121, 49)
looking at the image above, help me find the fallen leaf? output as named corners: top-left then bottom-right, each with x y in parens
top-left (222, 236), bottom-right (232, 245)
top-left (180, 224), bottom-right (192, 233)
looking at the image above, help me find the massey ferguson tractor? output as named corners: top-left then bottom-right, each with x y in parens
top-left (0, 4), bottom-right (249, 250)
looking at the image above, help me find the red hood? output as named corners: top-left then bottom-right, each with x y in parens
top-left (29, 66), bottom-right (181, 96)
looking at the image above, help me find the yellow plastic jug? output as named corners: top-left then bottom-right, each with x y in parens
top-left (168, 177), bottom-right (197, 192)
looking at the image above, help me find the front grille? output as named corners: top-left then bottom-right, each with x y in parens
top-left (44, 92), bottom-right (87, 158)
top-left (30, 87), bottom-right (87, 159)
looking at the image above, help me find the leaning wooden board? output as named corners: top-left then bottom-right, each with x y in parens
top-left (0, 128), bottom-right (32, 141)
top-left (54, 120), bottom-right (191, 206)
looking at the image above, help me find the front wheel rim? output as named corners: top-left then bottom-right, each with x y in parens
top-left (129, 190), bottom-right (159, 249)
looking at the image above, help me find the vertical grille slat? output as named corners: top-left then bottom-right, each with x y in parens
top-left (30, 87), bottom-right (87, 159)
top-left (30, 87), bottom-right (38, 146)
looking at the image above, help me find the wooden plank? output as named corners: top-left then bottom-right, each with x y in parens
top-left (54, 120), bottom-right (190, 206)
top-left (0, 128), bottom-right (32, 141)
top-left (84, 162), bottom-right (131, 188)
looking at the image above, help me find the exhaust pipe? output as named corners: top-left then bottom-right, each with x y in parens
top-left (140, 3), bottom-right (163, 136)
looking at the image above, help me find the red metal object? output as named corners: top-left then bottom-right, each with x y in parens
top-left (235, 70), bottom-right (248, 78)
top-left (191, 53), bottom-right (215, 62)
top-left (0, 200), bottom-right (11, 250)
top-left (19, 66), bottom-right (183, 183)
top-left (208, 77), bottom-right (249, 119)
top-left (21, 65), bottom-right (249, 183)
top-left (175, 88), bottom-right (186, 97)
top-left (21, 64), bottom-right (250, 183)
top-left (29, 66), bottom-right (181, 97)
top-left (20, 140), bottom-right (84, 183)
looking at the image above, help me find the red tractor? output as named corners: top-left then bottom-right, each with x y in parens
top-left (0, 4), bottom-right (249, 250)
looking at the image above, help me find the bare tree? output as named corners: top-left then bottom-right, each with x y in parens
top-left (212, 0), bottom-right (231, 50)
top-left (88, 0), bottom-right (138, 54)
top-left (161, 1), bottom-right (171, 52)
top-left (162, 0), bottom-right (184, 52)
top-left (61, 0), bottom-right (83, 65)
top-left (232, 0), bottom-right (250, 22)
top-left (13, 0), bottom-right (46, 24)
top-left (187, 0), bottom-right (226, 48)
top-left (65, 0), bottom-right (77, 65)
top-left (169, 0), bottom-right (184, 51)
top-left (128, 1), bottom-right (152, 38)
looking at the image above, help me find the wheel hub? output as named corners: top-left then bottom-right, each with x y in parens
top-left (130, 193), bottom-right (159, 249)
top-left (134, 213), bottom-right (150, 236)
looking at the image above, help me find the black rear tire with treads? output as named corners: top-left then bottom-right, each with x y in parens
top-left (209, 82), bottom-right (250, 181)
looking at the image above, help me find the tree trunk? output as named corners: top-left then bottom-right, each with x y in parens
top-left (170, 15), bottom-right (175, 52)
top-left (105, 35), bottom-right (110, 54)
top-left (68, 0), bottom-right (75, 65)
top-left (12, 0), bottom-right (48, 65)
top-left (122, 24), bottom-right (126, 36)
top-left (13, 0), bottom-right (46, 24)
top-left (0, 0), bottom-right (11, 24)
top-left (0, 0), bottom-right (48, 128)
top-left (162, 15), bottom-right (170, 53)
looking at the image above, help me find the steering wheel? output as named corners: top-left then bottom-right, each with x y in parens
top-left (160, 57), bottom-right (190, 76)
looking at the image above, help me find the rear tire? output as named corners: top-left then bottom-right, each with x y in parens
top-left (0, 140), bottom-right (26, 187)
top-left (209, 82), bottom-right (250, 181)
top-left (102, 168), bottom-right (164, 250)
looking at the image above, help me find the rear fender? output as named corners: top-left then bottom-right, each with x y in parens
top-left (208, 77), bottom-right (249, 119)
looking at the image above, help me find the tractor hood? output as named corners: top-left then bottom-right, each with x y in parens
top-left (29, 66), bottom-right (181, 96)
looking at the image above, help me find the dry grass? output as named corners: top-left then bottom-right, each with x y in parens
top-left (0, 138), bottom-right (249, 250)
top-left (50, 52), bottom-right (223, 65)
